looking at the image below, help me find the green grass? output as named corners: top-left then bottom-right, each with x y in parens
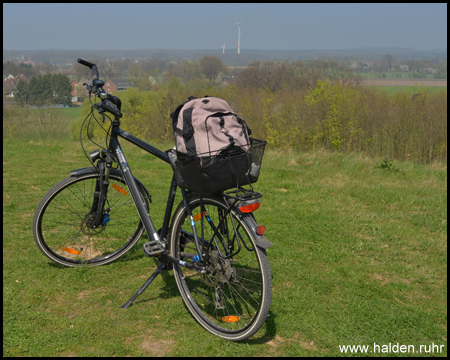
top-left (373, 86), bottom-right (447, 96)
top-left (3, 139), bottom-right (447, 356)
top-left (358, 72), bottom-right (444, 80)
top-left (61, 106), bottom-right (82, 119)
top-left (3, 106), bottom-right (81, 141)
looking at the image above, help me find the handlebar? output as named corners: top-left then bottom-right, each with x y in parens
top-left (77, 58), bottom-right (99, 80)
top-left (77, 58), bottom-right (122, 119)
top-left (77, 58), bottom-right (94, 68)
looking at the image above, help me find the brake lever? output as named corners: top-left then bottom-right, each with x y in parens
top-left (102, 112), bottom-right (107, 124)
top-left (83, 82), bottom-right (93, 93)
top-left (91, 104), bottom-right (107, 124)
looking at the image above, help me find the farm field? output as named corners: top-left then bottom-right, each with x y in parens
top-left (372, 85), bottom-right (447, 96)
top-left (3, 137), bottom-right (447, 357)
top-left (361, 78), bottom-right (447, 87)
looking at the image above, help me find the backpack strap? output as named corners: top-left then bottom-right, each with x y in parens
top-left (236, 115), bottom-right (252, 136)
top-left (171, 96), bottom-right (197, 136)
top-left (219, 116), bottom-right (235, 145)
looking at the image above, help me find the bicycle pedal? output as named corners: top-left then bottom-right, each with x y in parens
top-left (143, 241), bottom-right (166, 257)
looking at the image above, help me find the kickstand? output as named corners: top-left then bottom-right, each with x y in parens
top-left (120, 259), bottom-right (167, 309)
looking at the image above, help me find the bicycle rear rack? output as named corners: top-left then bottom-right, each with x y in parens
top-left (223, 187), bottom-right (262, 201)
top-left (222, 187), bottom-right (262, 209)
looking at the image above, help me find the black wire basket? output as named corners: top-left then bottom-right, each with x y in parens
top-left (167, 138), bottom-right (267, 195)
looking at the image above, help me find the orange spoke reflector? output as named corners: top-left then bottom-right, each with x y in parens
top-left (61, 247), bottom-right (82, 255)
top-left (111, 183), bottom-right (128, 196)
top-left (193, 211), bottom-right (207, 222)
top-left (222, 316), bottom-right (241, 323)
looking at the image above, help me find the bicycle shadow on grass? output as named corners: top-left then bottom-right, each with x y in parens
top-left (46, 237), bottom-right (149, 269)
top-left (123, 258), bottom-right (180, 308)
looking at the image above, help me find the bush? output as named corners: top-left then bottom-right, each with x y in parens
top-left (69, 76), bottom-right (447, 164)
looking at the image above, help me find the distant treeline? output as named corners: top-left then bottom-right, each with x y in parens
top-left (3, 47), bottom-right (447, 67)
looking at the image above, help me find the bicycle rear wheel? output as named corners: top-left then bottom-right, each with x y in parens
top-left (33, 170), bottom-right (149, 267)
top-left (170, 195), bottom-right (272, 341)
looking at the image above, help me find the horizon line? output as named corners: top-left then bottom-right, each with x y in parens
top-left (3, 47), bottom-right (447, 52)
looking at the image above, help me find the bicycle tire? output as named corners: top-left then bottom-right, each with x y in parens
top-left (170, 194), bottom-right (272, 341)
top-left (33, 171), bottom-right (149, 267)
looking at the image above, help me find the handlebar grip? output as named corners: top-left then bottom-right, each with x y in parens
top-left (77, 58), bottom-right (99, 80)
top-left (102, 99), bottom-right (123, 119)
top-left (77, 58), bottom-right (95, 69)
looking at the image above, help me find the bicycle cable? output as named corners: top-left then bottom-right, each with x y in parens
top-left (79, 92), bottom-right (114, 171)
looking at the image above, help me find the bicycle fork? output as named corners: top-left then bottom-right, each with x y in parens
top-left (87, 153), bottom-right (112, 230)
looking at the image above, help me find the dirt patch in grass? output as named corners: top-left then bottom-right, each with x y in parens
top-left (126, 329), bottom-right (176, 356)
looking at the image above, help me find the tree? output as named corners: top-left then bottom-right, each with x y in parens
top-left (382, 54), bottom-right (394, 72)
top-left (173, 60), bottom-right (202, 83)
top-left (236, 61), bottom-right (306, 91)
top-left (49, 74), bottom-right (72, 106)
top-left (28, 76), bottom-right (52, 106)
top-left (97, 59), bottom-right (117, 79)
top-left (15, 79), bottom-right (29, 105)
top-left (72, 61), bottom-right (95, 79)
top-left (15, 74), bottom-right (72, 106)
top-left (307, 59), bottom-right (360, 87)
top-left (129, 62), bottom-right (145, 83)
top-left (199, 56), bottom-right (227, 83)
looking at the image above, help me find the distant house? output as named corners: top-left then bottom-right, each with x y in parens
top-left (70, 80), bottom-right (79, 102)
top-left (423, 68), bottom-right (439, 75)
top-left (3, 80), bottom-right (17, 97)
top-left (104, 79), bottom-right (136, 93)
top-left (349, 61), bottom-right (359, 70)
top-left (3, 74), bottom-right (26, 98)
top-left (15, 74), bottom-right (27, 82)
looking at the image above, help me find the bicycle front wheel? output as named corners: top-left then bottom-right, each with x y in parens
top-left (170, 195), bottom-right (272, 341)
top-left (33, 171), bottom-right (149, 267)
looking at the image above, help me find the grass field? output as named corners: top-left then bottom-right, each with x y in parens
top-left (3, 137), bottom-right (447, 356)
top-left (373, 86), bottom-right (447, 96)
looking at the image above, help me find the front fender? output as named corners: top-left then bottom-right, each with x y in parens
top-left (69, 166), bottom-right (150, 201)
top-left (69, 166), bottom-right (122, 177)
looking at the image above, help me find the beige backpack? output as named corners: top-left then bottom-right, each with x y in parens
top-left (171, 96), bottom-right (251, 160)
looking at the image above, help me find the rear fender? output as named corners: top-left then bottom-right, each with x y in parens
top-left (240, 212), bottom-right (274, 250)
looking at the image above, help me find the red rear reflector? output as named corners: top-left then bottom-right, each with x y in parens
top-left (222, 316), bottom-right (241, 323)
top-left (111, 184), bottom-right (128, 196)
top-left (61, 247), bottom-right (82, 255)
top-left (239, 200), bottom-right (261, 213)
top-left (256, 225), bottom-right (266, 235)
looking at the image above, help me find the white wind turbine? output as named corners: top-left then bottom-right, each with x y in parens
top-left (234, 21), bottom-right (243, 54)
top-left (221, 43), bottom-right (226, 54)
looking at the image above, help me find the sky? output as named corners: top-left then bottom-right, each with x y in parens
top-left (3, 3), bottom-right (447, 51)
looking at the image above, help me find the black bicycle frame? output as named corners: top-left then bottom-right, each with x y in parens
top-left (106, 120), bottom-right (175, 244)
top-left (97, 118), bottom-right (266, 271)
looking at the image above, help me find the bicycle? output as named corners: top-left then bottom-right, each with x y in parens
top-left (32, 58), bottom-right (273, 341)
